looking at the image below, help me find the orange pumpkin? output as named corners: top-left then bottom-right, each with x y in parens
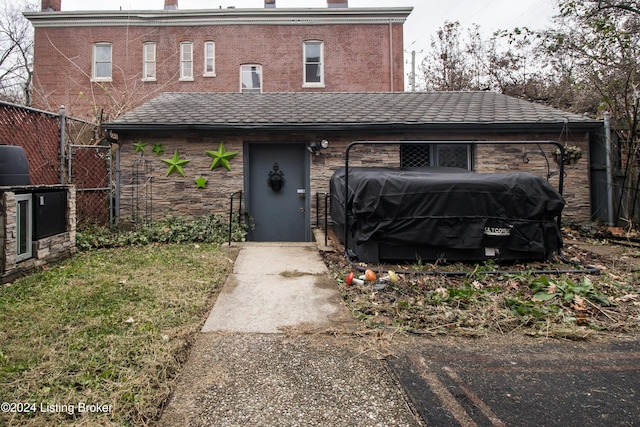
top-left (364, 269), bottom-right (377, 281)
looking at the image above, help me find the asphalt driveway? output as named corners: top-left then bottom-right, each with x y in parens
top-left (388, 336), bottom-right (640, 427)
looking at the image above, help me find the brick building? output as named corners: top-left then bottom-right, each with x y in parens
top-left (25, 0), bottom-right (607, 250)
top-left (25, 0), bottom-right (410, 122)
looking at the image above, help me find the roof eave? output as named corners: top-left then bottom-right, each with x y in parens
top-left (103, 120), bottom-right (603, 135)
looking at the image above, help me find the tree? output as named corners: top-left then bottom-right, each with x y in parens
top-left (549, 0), bottom-right (640, 223)
top-left (0, 0), bottom-right (36, 105)
top-left (419, 21), bottom-right (476, 91)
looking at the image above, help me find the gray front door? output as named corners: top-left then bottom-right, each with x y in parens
top-left (245, 142), bottom-right (310, 241)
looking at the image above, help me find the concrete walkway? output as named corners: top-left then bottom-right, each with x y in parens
top-left (201, 243), bottom-right (347, 334)
top-left (158, 243), bottom-right (422, 427)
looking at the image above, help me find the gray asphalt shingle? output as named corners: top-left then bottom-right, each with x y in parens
top-left (105, 91), bottom-right (600, 130)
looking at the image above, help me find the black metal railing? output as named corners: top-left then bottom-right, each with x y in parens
top-left (315, 191), bottom-right (331, 246)
top-left (228, 190), bottom-right (243, 245)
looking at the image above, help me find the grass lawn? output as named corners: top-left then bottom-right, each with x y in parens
top-left (0, 243), bottom-right (235, 427)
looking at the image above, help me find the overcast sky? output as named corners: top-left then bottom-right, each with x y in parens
top-left (59, 0), bottom-right (559, 88)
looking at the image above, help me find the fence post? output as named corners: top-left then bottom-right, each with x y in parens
top-left (59, 105), bottom-right (66, 184)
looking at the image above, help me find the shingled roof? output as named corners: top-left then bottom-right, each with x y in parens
top-left (105, 92), bottom-right (601, 132)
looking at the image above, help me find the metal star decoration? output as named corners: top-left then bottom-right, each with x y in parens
top-left (133, 140), bottom-right (147, 153)
top-left (194, 176), bottom-right (208, 188)
top-left (206, 142), bottom-right (238, 172)
top-left (162, 150), bottom-right (190, 177)
top-left (152, 143), bottom-right (165, 155)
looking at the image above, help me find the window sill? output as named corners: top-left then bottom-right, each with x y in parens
top-left (203, 73), bottom-right (216, 78)
top-left (142, 78), bottom-right (157, 82)
top-left (302, 83), bottom-right (325, 88)
top-left (179, 78), bottom-right (194, 82)
top-left (91, 78), bottom-right (112, 83)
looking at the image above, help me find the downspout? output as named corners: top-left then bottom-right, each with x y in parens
top-left (604, 112), bottom-right (614, 226)
top-left (59, 105), bottom-right (66, 184)
top-left (114, 143), bottom-right (120, 227)
top-left (105, 130), bottom-right (120, 227)
top-left (389, 19), bottom-right (394, 92)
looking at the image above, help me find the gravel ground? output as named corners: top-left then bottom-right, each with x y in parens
top-left (158, 333), bottom-right (422, 427)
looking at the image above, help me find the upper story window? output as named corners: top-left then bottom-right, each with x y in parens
top-left (203, 41), bottom-right (216, 77)
top-left (180, 42), bottom-right (193, 81)
top-left (303, 40), bottom-right (324, 87)
top-left (400, 144), bottom-right (472, 170)
top-left (241, 65), bottom-right (262, 93)
top-left (143, 42), bottom-right (156, 81)
top-left (92, 42), bottom-right (112, 82)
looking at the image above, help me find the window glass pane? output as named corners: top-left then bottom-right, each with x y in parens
top-left (95, 45), bottom-right (111, 61)
top-left (205, 42), bottom-right (214, 56)
top-left (95, 63), bottom-right (111, 79)
top-left (94, 44), bottom-right (112, 79)
top-left (305, 64), bottom-right (321, 83)
top-left (181, 43), bottom-right (192, 61)
top-left (204, 42), bottom-right (215, 74)
top-left (17, 200), bottom-right (28, 255)
top-left (144, 43), bottom-right (155, 61)
top-left (145, 62), bottom-right (156, 79)
top-left (436, 145), bottom-right (469, 168)
top-left (181, 42), bottom-right (193, 79)
top-left (401, 145), bottom-right (431, 167)
top-left (143, 43), bottom-right (156, 79)
top-left (241, 65), bottom-right (261, 92)
top-left (400, 144), bottom-right (470, 169)
top-left (304, 41), bottom-right (322, 84)
top-left (305, 43), bottom-right (321, 62)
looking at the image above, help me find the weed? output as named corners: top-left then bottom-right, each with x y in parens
top-left (76, 214), bottom-right (248, 250)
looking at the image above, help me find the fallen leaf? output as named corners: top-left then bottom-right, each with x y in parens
top-left (572, 295), bottom-right (587, 311)
top-left (615, 294), bottom-right (638, 303)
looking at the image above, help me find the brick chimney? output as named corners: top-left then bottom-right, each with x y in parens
top-left (41, 0), bottom-right (61, 11)
top-left (265, 0), bottom-right (275, 8)
top-left (327, 0), bottom-right (347, 7)
top-left (164, 0), bottom-right (178, 10)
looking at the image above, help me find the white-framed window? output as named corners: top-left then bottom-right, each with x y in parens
top-left (203, 41), bottom-right (216, 77)
top-left (143, 42), bottom-right (156, 81)
top-left (303, 40), bottom-right (324, 87)
top-left (15, 194), bottom-right (32, 262)
top-left (400, 144), bottom-right (472, 170)
top-left (92, 42), bottom-right (112, 82)
top-left (180, 41), bottom-right (194, 81)
top-left (241, 64), bottom-right (262, 93)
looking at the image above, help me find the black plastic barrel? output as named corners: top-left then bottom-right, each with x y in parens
top-left (0, 144), bottom-right (31, 186)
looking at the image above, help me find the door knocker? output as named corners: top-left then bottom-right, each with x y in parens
top-left (267, 162), bottom-right (285, 192)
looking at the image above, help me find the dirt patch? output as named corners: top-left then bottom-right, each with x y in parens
top-left (319, 226), bottom-right (640, 339)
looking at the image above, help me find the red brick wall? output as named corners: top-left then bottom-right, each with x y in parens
top-left (31, 22), bottom-right (405, 121)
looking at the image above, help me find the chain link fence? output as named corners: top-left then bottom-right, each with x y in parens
top-left (0, 101), bottom-right (113, 226)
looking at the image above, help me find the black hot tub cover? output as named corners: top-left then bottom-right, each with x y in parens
top-left (330, 167), bottom-right (565, 260)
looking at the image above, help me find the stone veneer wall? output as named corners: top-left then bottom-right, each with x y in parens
top-left (1, 186), bottom-right (76, 284)
top-left (117, 131), bottom-right (592, 227)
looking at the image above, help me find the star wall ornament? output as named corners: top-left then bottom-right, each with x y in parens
top-left (162, 150), bottom-right (190, 177)
top-left (152, 143), bottom-right (165, 155)
top-left (206, 142), bottom-right (238, 172)
top-left (194, 176), bottom-right (208, 188)
top-left (133, 140), bottom-right (147, 153)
